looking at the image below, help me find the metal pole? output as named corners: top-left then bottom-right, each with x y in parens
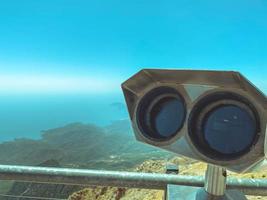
top-left (0, 165), bottom-right (266, 196)
top-left (204, 164), bottom-right (227, 196)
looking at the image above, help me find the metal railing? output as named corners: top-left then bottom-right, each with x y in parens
top-left (0, 165), bottom-right (267, 197)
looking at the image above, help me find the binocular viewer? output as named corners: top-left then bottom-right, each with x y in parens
top-left (121, 69), bottom-right (267, 173)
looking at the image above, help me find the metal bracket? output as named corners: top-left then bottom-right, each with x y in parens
top-left (166, 185), bottom-right (248, 200)
top-left (165, 164), bottom-right (248, 200)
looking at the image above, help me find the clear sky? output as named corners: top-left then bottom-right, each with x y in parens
top-left (0, 0), bottom-right (266, 94)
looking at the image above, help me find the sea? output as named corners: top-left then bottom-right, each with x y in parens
top-left (0, 93), bottom-right (128, 142)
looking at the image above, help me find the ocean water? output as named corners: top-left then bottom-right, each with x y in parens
top-left (0, 93), bottom-right (128, 142)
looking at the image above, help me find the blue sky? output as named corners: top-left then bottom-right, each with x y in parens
top-left (0, 0), bottom-right (266, 94)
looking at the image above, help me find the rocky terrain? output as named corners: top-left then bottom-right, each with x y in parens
top-left (68, 157), bottom-right (267, 200)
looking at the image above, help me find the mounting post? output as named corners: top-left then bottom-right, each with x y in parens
top-left (204, 164), bottom-right (227, 196)
top-left (166, 164), bottom-right (248, 200)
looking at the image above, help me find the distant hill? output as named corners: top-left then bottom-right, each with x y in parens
top-left (0, 119), bottom-right (173, 198)
top-left (0, 119), bottom-right (173, 170)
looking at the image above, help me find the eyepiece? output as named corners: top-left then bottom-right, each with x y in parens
top-left (136, 87), bottom-right (186, 141)
top-left (188, 92), bottom-right (260, 160)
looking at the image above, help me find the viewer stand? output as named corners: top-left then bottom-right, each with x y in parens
top-left (166, 164), bottom-right (248, 200)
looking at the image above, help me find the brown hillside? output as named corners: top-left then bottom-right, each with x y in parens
top-left (68, 157), bottom-right (267, 200)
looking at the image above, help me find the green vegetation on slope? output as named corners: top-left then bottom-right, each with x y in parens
top-left (0, 120), bottom-right (174, 198)
top-left (0, 120), bottom-right (173, 169)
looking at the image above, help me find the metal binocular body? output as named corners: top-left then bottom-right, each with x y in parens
top-left (121, 69), bottom-right (267, 173)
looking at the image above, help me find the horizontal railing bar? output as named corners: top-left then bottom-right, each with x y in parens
top-left (0, 165), bottom-right (266, 196)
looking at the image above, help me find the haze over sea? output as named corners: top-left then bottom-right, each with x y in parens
top-left (0, 93), bottom-right (128, 142)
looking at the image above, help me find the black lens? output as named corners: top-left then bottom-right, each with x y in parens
top-left (203, 105), bottom-right (257, 154)
top-left (150, 97), bottom-right (185, 138)
top-left (137, 87), bottom-right (186, 141)
top-left (188, 92), bottom-right (260, 160)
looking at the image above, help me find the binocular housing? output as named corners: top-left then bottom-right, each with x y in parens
top-left (121, 69), bottom-right (267, 173)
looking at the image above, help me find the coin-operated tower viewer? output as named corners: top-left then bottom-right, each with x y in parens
top-left (121, 69), bottom-right (267, 200)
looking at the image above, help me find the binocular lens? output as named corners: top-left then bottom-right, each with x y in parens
top-left (137, 87), bottom-right (186, 141)
top-left (150, 97), bottom-right (185, 138)
top-left (203, 105), bottom-right (256, 155)
top-left (188, 92), bottom-right (260, 160)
